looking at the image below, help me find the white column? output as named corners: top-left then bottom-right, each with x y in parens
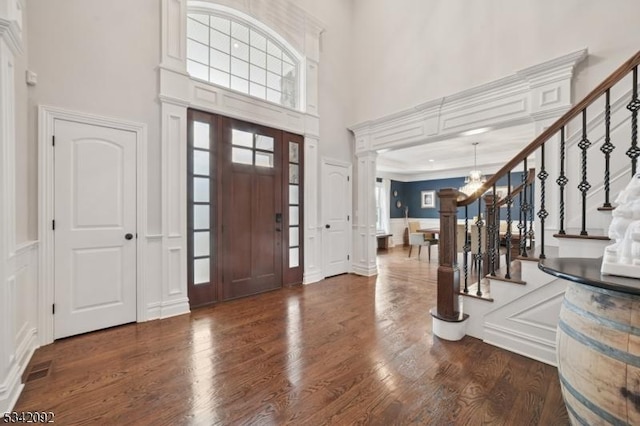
top-left (352, 151), bottom-right (378, 276)
top-left (161, 0), bottom-right (187, 73)
top-left (159, 100), bottom-right (190, 318)
top-left (303, 135), bottom-right (322, 283)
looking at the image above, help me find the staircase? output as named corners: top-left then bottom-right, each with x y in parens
top-left (435, 50), bottom-right (640, 366)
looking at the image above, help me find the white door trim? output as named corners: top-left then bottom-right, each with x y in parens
top-left (321, 157), bottom-right (352, 276)
top-left (38, 106), bottom-right (148, 345)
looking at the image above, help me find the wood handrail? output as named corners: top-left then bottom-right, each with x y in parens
top-left (495, 168), bottom-right (536, 208)
top-left (458, 50), bottom-right (640, 207)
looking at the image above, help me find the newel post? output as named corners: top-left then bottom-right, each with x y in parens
top-left (431, 188), bottom-right (468, 340)
top-left (484, 193), bottom-right (499, 275)
top-left (435, 189), bottom-right (461, 319)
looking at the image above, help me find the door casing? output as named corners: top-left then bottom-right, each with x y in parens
top-left (321, 157), bottom-right (352, 277)
top-left (38, 106), bottom-right (148, 345)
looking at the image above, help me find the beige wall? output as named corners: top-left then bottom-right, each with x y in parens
top-left (351, 0), bottom-right (640, 124)
top-left (26, 0), bottom-right (163, 236)
top-left (301, 0), bottom-right (354, 160)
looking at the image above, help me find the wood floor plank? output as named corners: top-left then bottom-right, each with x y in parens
top-left (15, 247), bottom-right (569, 425)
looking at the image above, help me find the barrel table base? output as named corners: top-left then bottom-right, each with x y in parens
top-left (557, 281), bottom-right (640, 425)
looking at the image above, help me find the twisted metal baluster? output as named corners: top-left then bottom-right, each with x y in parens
top-left (556, 127), bottom-right (568, 235)
top-left (505, 171), bottom-right (512, 279)
top-left (476, 201), bottom-right (483, 296)
top-left (489, 184), bottom-right (497, 276)
top-left (601, 89), bottom-right (614, 208)
top-left (537, 143), bottom-right (548, 259)
top-left (519, 158), bottom-right (529, 257)
top-left (578, 109), bottom-right (591, 236)
top-left (627, 66), bottom-right (640, 176)
top-left (528, 172), bottom-right (535, 253)
top-left (463, 205), bottom-right (469, 293)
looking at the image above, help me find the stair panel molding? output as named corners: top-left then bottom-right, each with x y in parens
top-left (484, 278), bottom-right (568, 366)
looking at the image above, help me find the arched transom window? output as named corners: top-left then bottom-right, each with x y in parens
top-left (186, 10), bottom-right (300, 109)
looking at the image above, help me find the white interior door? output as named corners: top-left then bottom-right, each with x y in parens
top-left (322, 160), bottom-right (351, 277)
top-left (54, 119), bottom-right (137, 339)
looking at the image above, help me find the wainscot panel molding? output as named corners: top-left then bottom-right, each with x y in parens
top-left (349, 49), bottom-right (587, 155)
top-left (161, 0), bottom-right (328, 287)
top-left (0, 241), bottom-right (38, 414)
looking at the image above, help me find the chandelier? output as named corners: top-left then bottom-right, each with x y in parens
top-left (459, 142), bottom-right (486, 195)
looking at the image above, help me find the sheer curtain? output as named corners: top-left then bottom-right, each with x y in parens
top-left (379, 179), bottom-right (391, 234)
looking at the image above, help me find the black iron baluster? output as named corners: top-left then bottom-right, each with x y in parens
top-left (627, 66), bottom-right (640, 176)
top-left (528, 172), bottom-right (535, 253)
top-left (490, 184), bottom-right (497, 276)
top-left (556, 127), bottom-right (568, 235)
top-left (601, 89), bottom-right (614, 208)
top-left (463, 205), bottom-right (469, 293)
top-left (476, 201), bottom-right (483, 297)
top-left (537, 143), bottom-right (548, 259)
top-left (519, 158), bottom-right (528, 257)
top-left (505, 171), bottom-right (512, 279)
top-left (578, 109), bottom-right (591, 236)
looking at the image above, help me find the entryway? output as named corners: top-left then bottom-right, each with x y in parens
top-left (187, 109), bottom-right (304, 308)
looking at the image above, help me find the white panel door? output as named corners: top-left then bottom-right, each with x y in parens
top-left (54, 119), bottom-right (137, 339)
top-left (322, 161), bottom-right (351, 277)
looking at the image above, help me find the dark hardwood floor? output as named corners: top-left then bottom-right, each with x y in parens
top-left (15, 247), bottom-right (569, 425)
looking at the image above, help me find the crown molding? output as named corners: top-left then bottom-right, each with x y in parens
top-left (0, 18), bottom-right (22, 55)
top-left (349, 49), bottom-right (588, 155)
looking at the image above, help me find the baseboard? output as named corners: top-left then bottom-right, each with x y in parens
top-left (146, 302), bottom-right (162, 320)
top-left (159, 298), bottom-right (190, 319)
top-left (351, 263), bottom-right (378, 277)
top-left (0, 327), bottom-right (38, 413)
top-left (484, 322), bottom-right (557, 366)
top-left (303, 270), bottom-right (323, 285)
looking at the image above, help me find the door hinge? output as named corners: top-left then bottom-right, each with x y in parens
top-left (52, 135), bottom-right (55, 146)
top-left (52, 220), bottom-right (55, 230)
top-left (347, 254), bottom-right (350, 260)
top-left (347, 215), bottom-right (350, 221)
top-left (52, 304), bottom-right (55, 315)
top-left (136, 233), bottom-right (138, 239)
top-left (347, 175), bottom-right (350, 182)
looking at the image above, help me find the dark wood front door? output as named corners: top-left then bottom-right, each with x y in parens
top-left (221, 118), bottom-right (283, 300)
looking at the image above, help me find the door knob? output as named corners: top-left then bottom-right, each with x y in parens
top-left (325, 224), bottom-right (331, 229)
top-left (125, 233), bottom-right (133, 240)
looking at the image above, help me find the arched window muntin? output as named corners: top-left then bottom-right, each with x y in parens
top-left (186, 2), bottom-right (305, 111)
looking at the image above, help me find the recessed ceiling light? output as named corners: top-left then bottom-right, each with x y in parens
top-left (233, 42), bottom-right (239, 49)
top-left (429, 159), bottom-right (435, 162)
top-left (461, 127), bottom-right (491, 136)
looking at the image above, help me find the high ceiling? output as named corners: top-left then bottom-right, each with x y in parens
top-left (376, 123), bottom-right (537, 181)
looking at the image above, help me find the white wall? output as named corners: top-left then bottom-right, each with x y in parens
top-left (351, 0), bottom-right (640, 124)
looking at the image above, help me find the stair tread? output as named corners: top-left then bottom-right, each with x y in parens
top-left (460, 278), bottom-right (493, 302)
top-left (487, 260), bottom-right (526, 285)
top-left (517, 245), bottom-right (559, 262)
top-left (554, 233), bottom-right (610, 241)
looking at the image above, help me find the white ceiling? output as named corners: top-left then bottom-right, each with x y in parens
top-left (376, 123), bottom-right (537, 181)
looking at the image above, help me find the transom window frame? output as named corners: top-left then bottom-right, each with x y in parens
top-left (186, 2), bottom-right (306, 112)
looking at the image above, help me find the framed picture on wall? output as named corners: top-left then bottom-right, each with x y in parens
top-left (421, 190), bottom-right (436, 208)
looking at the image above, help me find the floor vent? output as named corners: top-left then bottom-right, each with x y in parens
top-left (24, 360), bottom-right (52, 383)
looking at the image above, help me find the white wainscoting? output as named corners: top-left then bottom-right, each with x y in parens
top-left (1, 241), bottom-right (39, 413)
top-left (389, 218), bottom-right (441, 247)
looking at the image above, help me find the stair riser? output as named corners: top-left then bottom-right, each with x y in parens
top-left (557, 238), bottom-right (610, 258)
